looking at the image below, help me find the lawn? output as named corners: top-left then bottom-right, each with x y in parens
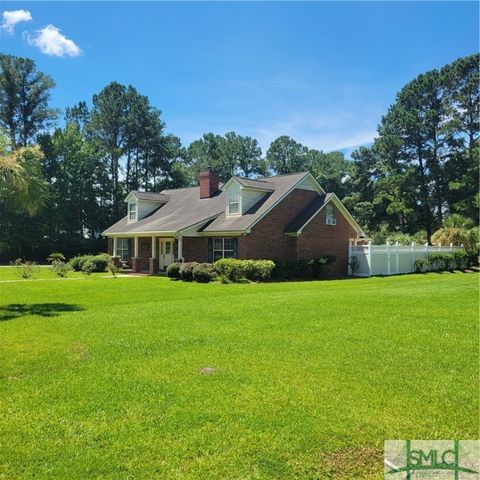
top-left (0, 271), bottom-right (478, 479)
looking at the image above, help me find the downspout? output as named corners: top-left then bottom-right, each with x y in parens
top-left (176, 234), bottom-right (185, 263)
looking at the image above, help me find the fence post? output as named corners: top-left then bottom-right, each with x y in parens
top-left (425, 242), bottom-right (429, 259)
top-left (386, 241), bottom-right (391, 275)
top-left (450, 243), bottom-right (453, 253)
top-left (395, 241), bottom-right (399, 274)
top-left (368, 240), bottom-right (372, 277)
top-left (348, 239), bottom-right (353, 276)
top-left (438, 242), bottom-right (441, 252)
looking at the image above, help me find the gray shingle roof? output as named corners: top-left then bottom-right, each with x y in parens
top-left (130, 191), bottom-right (170, 202)
top-left (232, 176), bottom-right (274, 191)
top-left (102, 172), bottom-right (311, 235)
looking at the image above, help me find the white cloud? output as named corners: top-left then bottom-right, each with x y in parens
top-left (1, 9), bottom-right (32, 34)
top-left (28, 24), bottom-right (81, 57)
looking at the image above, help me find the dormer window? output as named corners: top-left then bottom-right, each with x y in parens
top-left (326, 204), bottom-right (336, 225)
top-left (228, 191), bottom-right (240, 215)
top-left (128, 202), bottom-right (137, 221)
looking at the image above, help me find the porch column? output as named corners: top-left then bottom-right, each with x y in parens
top-left (134, 236), bottom-right (139, 257)
top-left (132, 236), bottom-right (141, 273)
top-left (178, 235), bottom-right (184, 262)
top-left (113, 237), bottom-right (118, 257)
top-left (149, 236), bottom-right (158, 274)
top-left (151, 236), bottom-right (156, 258)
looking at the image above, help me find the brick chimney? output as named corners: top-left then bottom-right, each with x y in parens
top-left (199, 167), bottom-right (220, 199)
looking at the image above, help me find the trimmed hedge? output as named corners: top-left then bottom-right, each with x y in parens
top-left (414, 251), bottom-right (469, 273)
top-left (272, 255), bottom-right (336, 280)
top-left (213, 258), bottom-right (275, 282)
top-left (179, 262), bottom-right (199, 281)
top-left (192, 263), bottom-right (216, 283)
top-left (168, 259), bottom-right (276, 283)
top-left (69, 253), bottom-right (111, 272)
top-left (166, 262), bottom-right (181, 279)
top-left (213, 259), bottom-right (246, 282)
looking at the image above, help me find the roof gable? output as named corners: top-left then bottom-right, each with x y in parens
top-left (286, 193), bottom-right (365, 236)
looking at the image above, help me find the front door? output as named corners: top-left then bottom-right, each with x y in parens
top-left (159, 239), bottom-right (174, 269)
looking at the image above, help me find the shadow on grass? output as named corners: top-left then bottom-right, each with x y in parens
top-left (0, 303), bottom-right (84, 322)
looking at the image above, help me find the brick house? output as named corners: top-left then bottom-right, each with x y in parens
top-left (102, 169), bottom-right (365, 276)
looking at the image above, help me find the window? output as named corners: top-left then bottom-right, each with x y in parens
top-left (228, 191), bottom-right (240, 215)
top-left (210, 238), bottom-right (237, 262)
top-left (116, 239), bottom-right (130, 260)
top-left (128, 202), bottom-right (137, 221)
top-left (326, 204), bottom-right (336, 225)
top-left (164, 241), bottom-right (172, 255)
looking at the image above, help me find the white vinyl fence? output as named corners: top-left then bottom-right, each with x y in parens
top-left (349, 242), bottom-right (463, 277)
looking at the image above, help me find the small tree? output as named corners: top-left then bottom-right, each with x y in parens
top-left (51, 259), bottom-right (73, 277)
top-left (11, 259), bottom-right (37, 279)
top-left (107, 259), bottom-right (121, 278)
top-left (81, 260), bottom-right (94, 278)
top-left (47, 252), bottom-right (66, 263)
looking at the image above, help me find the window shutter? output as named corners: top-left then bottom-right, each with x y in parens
top-left (233, 238), bottom-right (238, 258)
top-left (208, 238), bottom-right (213, 263)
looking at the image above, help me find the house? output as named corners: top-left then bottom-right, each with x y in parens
top-left (102, 169), bottom-right (365, 276)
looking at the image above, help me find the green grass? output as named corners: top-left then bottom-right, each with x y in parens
top-left (0, 265), bottom-right (111, 281)
top-left (0, 271), bottom-right (478, 479)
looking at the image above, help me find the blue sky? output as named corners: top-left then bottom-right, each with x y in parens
top-left (1, 1), bottom-right (478, 156)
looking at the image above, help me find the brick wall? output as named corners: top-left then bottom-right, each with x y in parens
top-left (238, 188), bottom-right (318, 260)
top-left (182, 237), bottom-right (210, 263)
top-left (296, 202), bottom-right (356, 277)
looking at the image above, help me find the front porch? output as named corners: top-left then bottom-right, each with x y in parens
top-left (112, 236), bottom-right (183, 274)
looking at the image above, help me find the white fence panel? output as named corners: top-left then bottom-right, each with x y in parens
top-left (349, 242), bottom-right (462, 277)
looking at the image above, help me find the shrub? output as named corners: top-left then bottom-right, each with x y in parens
top-left (348, 256), bottom-right (360, 275)
top-left (452, 250), bottom-right (469, 269)
top-left (107, 259), bottom-right (121, 278)
top-left (414, 258), bottom-right (430, 273)
top-left (213, 258), bottom-right (246, 282)
top-left (69, 255), bottom-right (93, 271)
top-left (243, 260), bottom-right (275, 281)
top-left (11, 259), bottom-right (37, 279)
top-left (81, 260), bottom-right (95, 277)
top-left (51, 260), bottom-right (73, 277)
top-left (428, 253), bottom-right (449, 271)
top-left (308, 255), bottom-right (336, 279)
top-left (166, 262), bottom-right (182, 279)
top-left (272, 256), bottom-right (336, 280)
top-left (415, 251), bottom-right (469, 273)
top-left (89, 254), bottom-right (111, 272)
top-left (179, 262), bottom-right (199, 281)
top-left (47, 252), bottom-right (66, 263)
top-left (192, 263), bottom-right (216, 283)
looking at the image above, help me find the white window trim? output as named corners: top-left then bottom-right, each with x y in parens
top-left (128, 202), bottom-right (137, 222)
top-left (213, 238), bottom-right (236, 261)
top-left (227, 192), bottom-right (241, 216)
top-left (326, 205), bottom-right (336, 225)
top-left (116, 239), bottom-right (130, 260)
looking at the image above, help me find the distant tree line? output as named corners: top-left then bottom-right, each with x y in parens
top-left (0, 53), bottom-right (478, 261)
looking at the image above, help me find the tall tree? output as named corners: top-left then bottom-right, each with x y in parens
top-left (187, 133), bottom-right (228, 180)
top-left (0, 54), bottom-right (57, 147)
top-left (306, 149), bottom-right (352, 197)
top-left (441, 54), bottom-right (479, 221)
top-left (223, 131), bottom-right (266, 178)
top-left (266, 136), bottom-right (308, 174)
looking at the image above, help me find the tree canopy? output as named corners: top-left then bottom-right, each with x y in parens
top-left (0, 52), bottom-right (477, 260)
